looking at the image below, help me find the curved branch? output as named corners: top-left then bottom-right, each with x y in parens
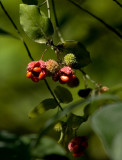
top-left (68, 0), bottom-right (122, 39)
top-left (0, 1), bottom-right (34, 61)
top-left (113, 0), bottom-right (122, 7)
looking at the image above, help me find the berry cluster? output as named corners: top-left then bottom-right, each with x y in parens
top-left (68, 136), bottom-right (88, 157)
top-left (26, 60), bottom-right (47, 82)
top-left (52, 66), bottom-right (77, 84)
top-left (26, 59), bottom-right (79, 86)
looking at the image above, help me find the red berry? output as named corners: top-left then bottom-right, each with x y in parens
top-left (39, 71), bottom-right (46, 80)
top-left (60, 75), bottom-right (69, 82)
top-left (69, 74), bottom-right (76, 82)
top-left (31, 76), bottom-right (39, 82)
top-left (33, 67), bottom-right (41, 72)
top-left (26, 72), bottom-right (32, 78)
top-left (59, 79), bottom-right (67, 84)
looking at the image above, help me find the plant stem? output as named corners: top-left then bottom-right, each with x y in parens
top-left (46, 0), bottom-right (51, 19)
top-left (51, 0), bottom-right (64, 42)
top-left (0, 1), bottom-right (34, 61)
top-left (44, 79), bottom-right (63, 111)
top-left (113, 0), bottom-right (122, 7)
top-left (68, 0), bottom-right (122, 39)
top-left (41, 45), bottom-right (50, 59)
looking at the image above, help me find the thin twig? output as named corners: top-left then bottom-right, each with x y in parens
top-left (38, 0), bottom-right (46, 7)
top-left (79, 69), bottom-right (97, 86)
top-left (44, 79), bottom-right (63, 111)
top-left (0, 1), bottom-right (34, 61)
top-left (46, 0), bottom-right (51, 19)
top-left (68, 0), bottom-right (122, 39)
top-left (51, 0), bottom-right (64, 42)
top-left (113, 0), bottom-right (122, 7)
top-left (41, 45), bottom-right (50, 59)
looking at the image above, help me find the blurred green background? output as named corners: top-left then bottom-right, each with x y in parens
top-left (0, 0), bottom-right (122, 159)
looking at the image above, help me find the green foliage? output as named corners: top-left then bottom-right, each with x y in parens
top-left (32, 137), bottom-right (66, 158)
top-left (38, 94), bottom-right (119, 138)
top-left (20, 4), bottom-right (54, 43)
top-left (67, 113), bottom-right (86, 130)
top-left (57, 41), bottom-right (91, 68)
top-left (54, 86), bottom-right (73, 104)
top-left (22, 0), bottom-right (38, 5)
top-left (29, 98), bottom-right (58, 118)
top-left (91, 102), bottom-right (122, 160)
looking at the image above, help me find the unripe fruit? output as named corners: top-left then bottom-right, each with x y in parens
top-left (33, 67), bottom-right (41, 72)
top-left (64, 53), bottom-right (77, 66)
top-left (26, 72), bottom-right (32, 78)
top-left (60, 75), bottom-right (69, 82)
top-left (46, 59), bottom-right (59, 74)
top-left (100, 86), bottom-right (109, 93)
top-left (39, 71), bottom-right (46, 80)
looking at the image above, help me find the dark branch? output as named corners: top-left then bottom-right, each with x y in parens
top-left (44, 79), bottom-right (63, 111)
top-left (0, 1), bottom-right (34, 61)
top-left (113, 0), bottom-right (122, 7)
top-left (68, 0), bottom-right (122, 39)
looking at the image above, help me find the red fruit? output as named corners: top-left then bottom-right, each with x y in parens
top-left (31, 76), bottom-right (39, 82)
top-left (26, 72), bottom-right (32, 78)
top-left (59, 66), bottom-right (74, 75)
top-left (59, 79), bottom-right (67, 84)
top-left (69, 74), bottom-right (76, 82)
top-left (73, 151), bottom-right (85, 157)
top-left (33, 67), bottom-right (41, 72)
top-left (60, 75), bottom-right (69, 82)
top-left (68, 136), bottom-right (88, 157)
top-left (39, 71), bottom-right (46, 80)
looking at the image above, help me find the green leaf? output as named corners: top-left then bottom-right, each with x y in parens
top-left (20, 4), bottom-right (54, 43)
top-left (54, 86), bottom-right (73, 104)
top-left (57, 41), bottom-right (91, 68)
top-left (38, 94), bottom-right (119, 137)
top-left (29, 98), bottom-right (58, 118)
top-left (112, 131), bottom-right (122, 160)
top-left (22, 0), bottom-right (38, 5)
top-left (67, 113), bottom-right (86, 130)
top-left (91, 102), bottom-right (122, 160)
top-left (32, 136), bottom-right (66, 158)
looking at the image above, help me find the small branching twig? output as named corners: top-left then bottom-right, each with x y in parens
top-left (41, 45), bottom-right (50, 59)
top-left (68, 0), bottom-right (122, 39)
top-left (51, 0), bottom-right (64, 42)
top-left (113, 0), bottom-right (122, 7)
top-left (79, 69), bottom-right (97, 86)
